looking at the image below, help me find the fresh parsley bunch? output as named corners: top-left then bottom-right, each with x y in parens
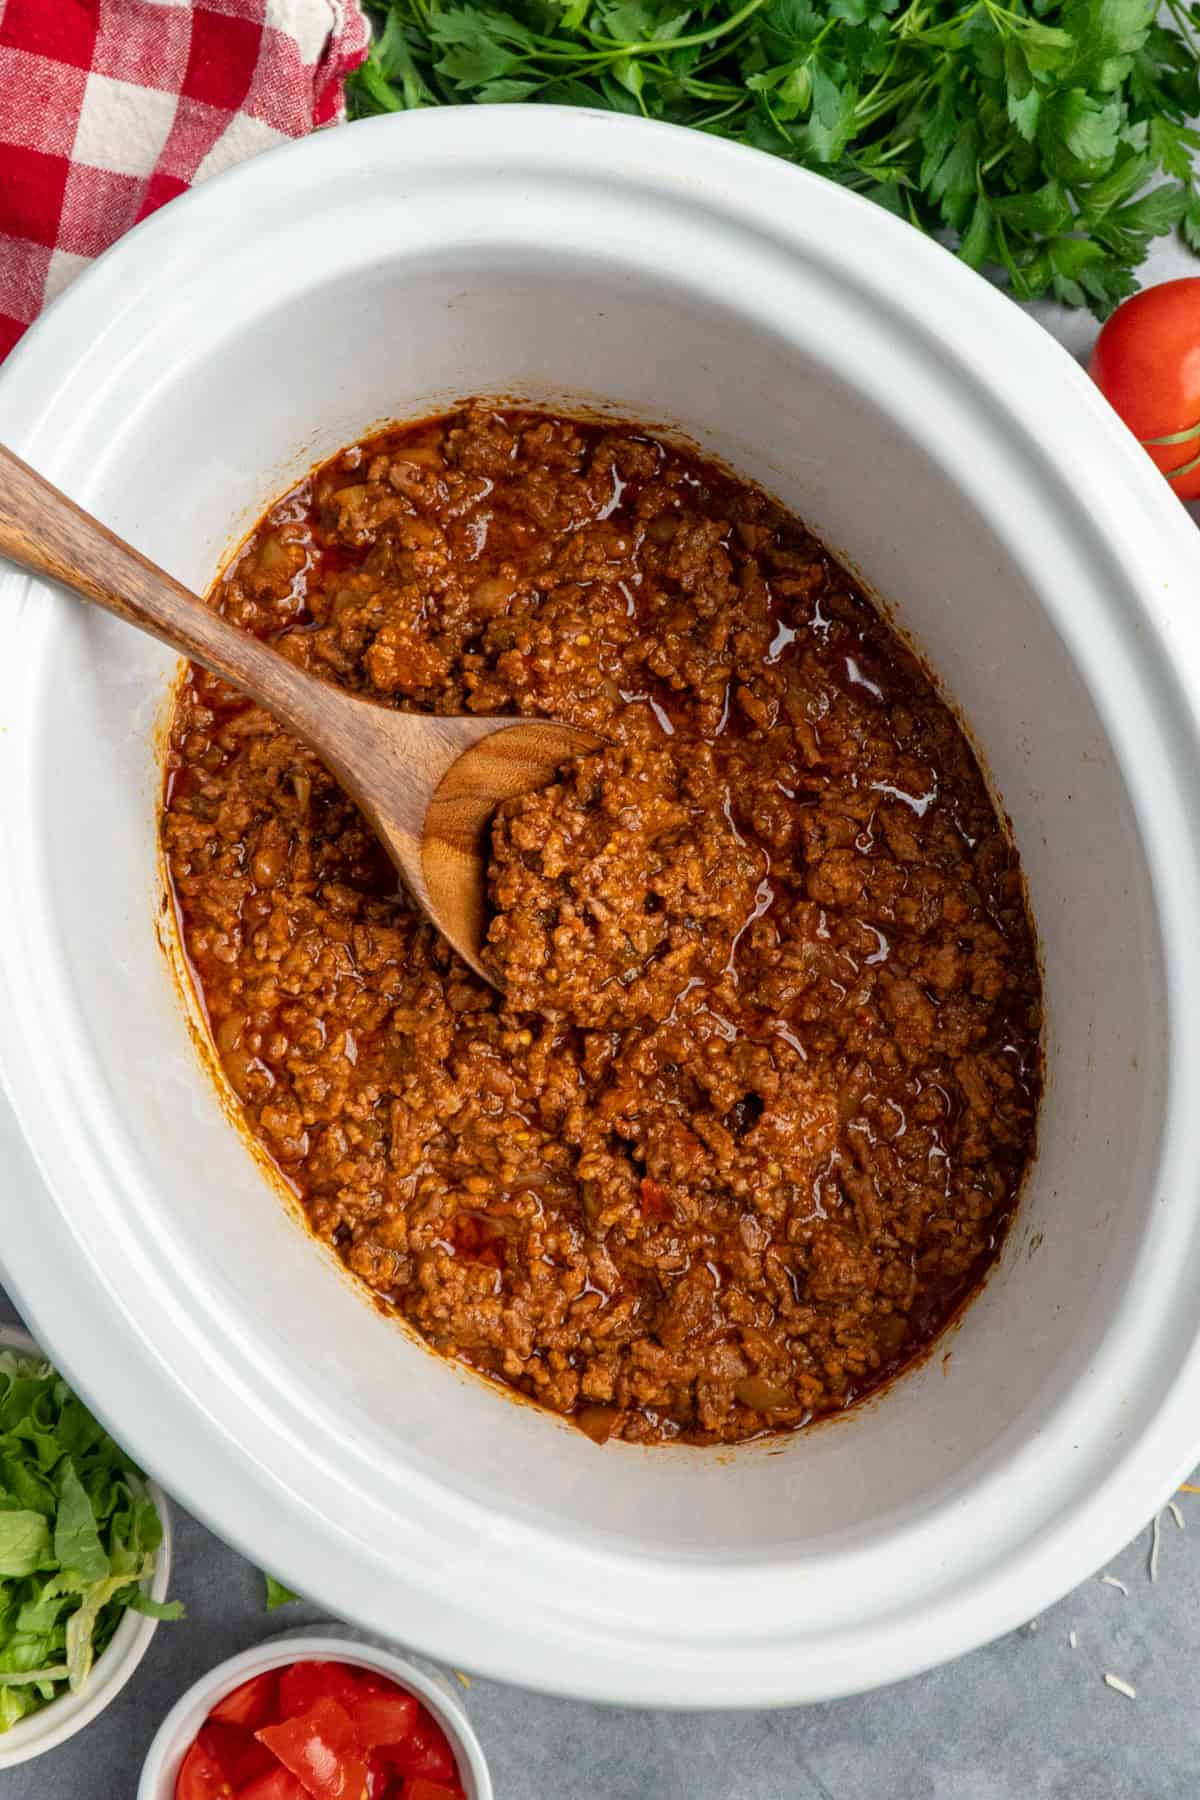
top-left (0, 1349), bottom-right (181, 1730)
top-left (350, 0), bottom-right (1200, 313)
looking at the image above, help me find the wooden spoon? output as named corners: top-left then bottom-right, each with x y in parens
top-left (0, 445), bottom-right (599, 982)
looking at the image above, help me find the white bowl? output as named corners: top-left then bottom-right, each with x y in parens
top-left (138, 1631), bottom-right (491, 1800)
top-left (0, 1326), bottom-right (173, 1767)
top-left (2, 108), bottom-right (1200, 1708)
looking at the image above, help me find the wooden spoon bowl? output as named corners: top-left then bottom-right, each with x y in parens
top-left (0, 445), bottom-right (599, 982)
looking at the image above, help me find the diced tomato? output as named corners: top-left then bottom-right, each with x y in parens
top-left (354, 1668), bottom-right (408, 1699)
top-left (237, 1769), bottom-right (307, 1800)
top-left (350, 1690), bottom-right (418, 1749)
top-left (383, 1710), bottom-right (458, 1783)
top-left (256, 1696), bottom-right (368, 1800)
top-left (193, 1717), bottom-right (278, 1789)
top-left (229, 1739), bottom-right (280, 1788)
top-left (210, 1671), bottom-right (280, 1731)
top-left (366, 1759), bottom-right (393, 1800)
top-left (197, 1720), bottom-right (249, 1772)
top-left (175, 1741), bottom-right (234, 1800)
top-left (278, 1660), bottom-right (363, 1720)
top-left (178, 1662), bottom-right (440, 1800)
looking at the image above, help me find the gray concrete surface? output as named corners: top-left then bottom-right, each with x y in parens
top-left (3, 226), bottom-right (1200, 1800)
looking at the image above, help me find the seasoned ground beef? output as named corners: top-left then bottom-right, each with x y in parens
top-left (487, 742), bottom-right (761, 1025)
top-left (163, 405), bottom-right (1042, 1447)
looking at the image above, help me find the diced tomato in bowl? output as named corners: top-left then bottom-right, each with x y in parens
top-left (200, 1723), bottom-right (277, 1789)
top-left (238, 1772), bottom-right (307, 1800)
top-left (351, 1691), bottom-right (418, 1750)
top-left (378, 1713), bottom-right (459, 1783)
top-left (175, 1740), bottom-right (233, 1800)
top-left (277, 1662), bottom-right (362, 1720)
top-left (210, 1674), bottom-right (280, 1732)
top-left (160, 1652), bottom-right (482, 1800)
top-left (256, 1695), bottom-right (368, 1799)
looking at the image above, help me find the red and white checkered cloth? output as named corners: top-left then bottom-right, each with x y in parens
top-left (0, 0), bottom-right (370, 360)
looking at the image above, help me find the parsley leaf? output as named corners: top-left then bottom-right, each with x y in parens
top-left (350, 0), bottom-right (1200, 315)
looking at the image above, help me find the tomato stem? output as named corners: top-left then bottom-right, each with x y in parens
top-left (1140, 417), bottom-right (1200, 448)
top-left (1137, 417), bottom-right (1200, 483)
top-left (1162, 445), bottom-right (1200, 483)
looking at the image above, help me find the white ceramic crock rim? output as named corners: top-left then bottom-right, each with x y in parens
top-left (0, 1325), bottom-right (172, 1767)
top-left (1, 109), bottom-right (1200, 1708)
top-left (137, 1631), bottom-right (492, 1800)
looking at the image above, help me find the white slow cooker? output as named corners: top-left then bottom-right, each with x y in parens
top-left (2, 108), bottom-right (1200, 1707)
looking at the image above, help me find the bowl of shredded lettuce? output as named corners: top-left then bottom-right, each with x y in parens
top-left (0, 1325), bottom-right (179, 1767)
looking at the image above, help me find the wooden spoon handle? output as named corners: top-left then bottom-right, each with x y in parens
top-left (0, 443), bottom-right (322, 739)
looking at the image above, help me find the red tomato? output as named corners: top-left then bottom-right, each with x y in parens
top-left (237, 1769), bottom-right (307, 1800)
top-left (402, 1782), bottom-right (467, 1800)
top-left (210, 1671), bottom-right (280, 1731)
top-left (256, 1696), bottom-right (368, 1800)
top-left (278, 1660), bottom-right (363, 1720)
top-left (175, 1741), bottom-right (234, 1800)
top-left (1090, 279), bottom-right (1200, 500)
top-left (383, 1710), bottom-right (458, 1783)
top-left (351, 1690), bottom-right (418, 1750)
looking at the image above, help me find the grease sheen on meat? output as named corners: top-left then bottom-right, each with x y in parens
top-left (163, 406), bottom-right (1041, 1446)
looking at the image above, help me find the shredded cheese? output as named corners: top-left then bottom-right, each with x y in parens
top-left (1068, 1630), bottom-right (1078, 1650)
top-left (1169, 1500), bottom-right (1185, 1530)
top-left (1100, 1574), bottom-right (1129, 1595)
top-left (454, 1671), bottom-right (472, 1688)
top-left (1104, 1674), bottom-right (1137, 1700)
top-left (1149, 1512), bottom-right (1162, 1583)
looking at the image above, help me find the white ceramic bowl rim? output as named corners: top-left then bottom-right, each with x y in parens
top-left (0, 1326), bottom-right (172, 1768)
top-left (137, 1632), bottom-right (491, 1800)
top-left (1, 109), bottom-right (1200, 1708)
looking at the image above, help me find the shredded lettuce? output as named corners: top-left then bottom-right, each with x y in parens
top-left (0, 1349), bottom-right (183, 1729)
